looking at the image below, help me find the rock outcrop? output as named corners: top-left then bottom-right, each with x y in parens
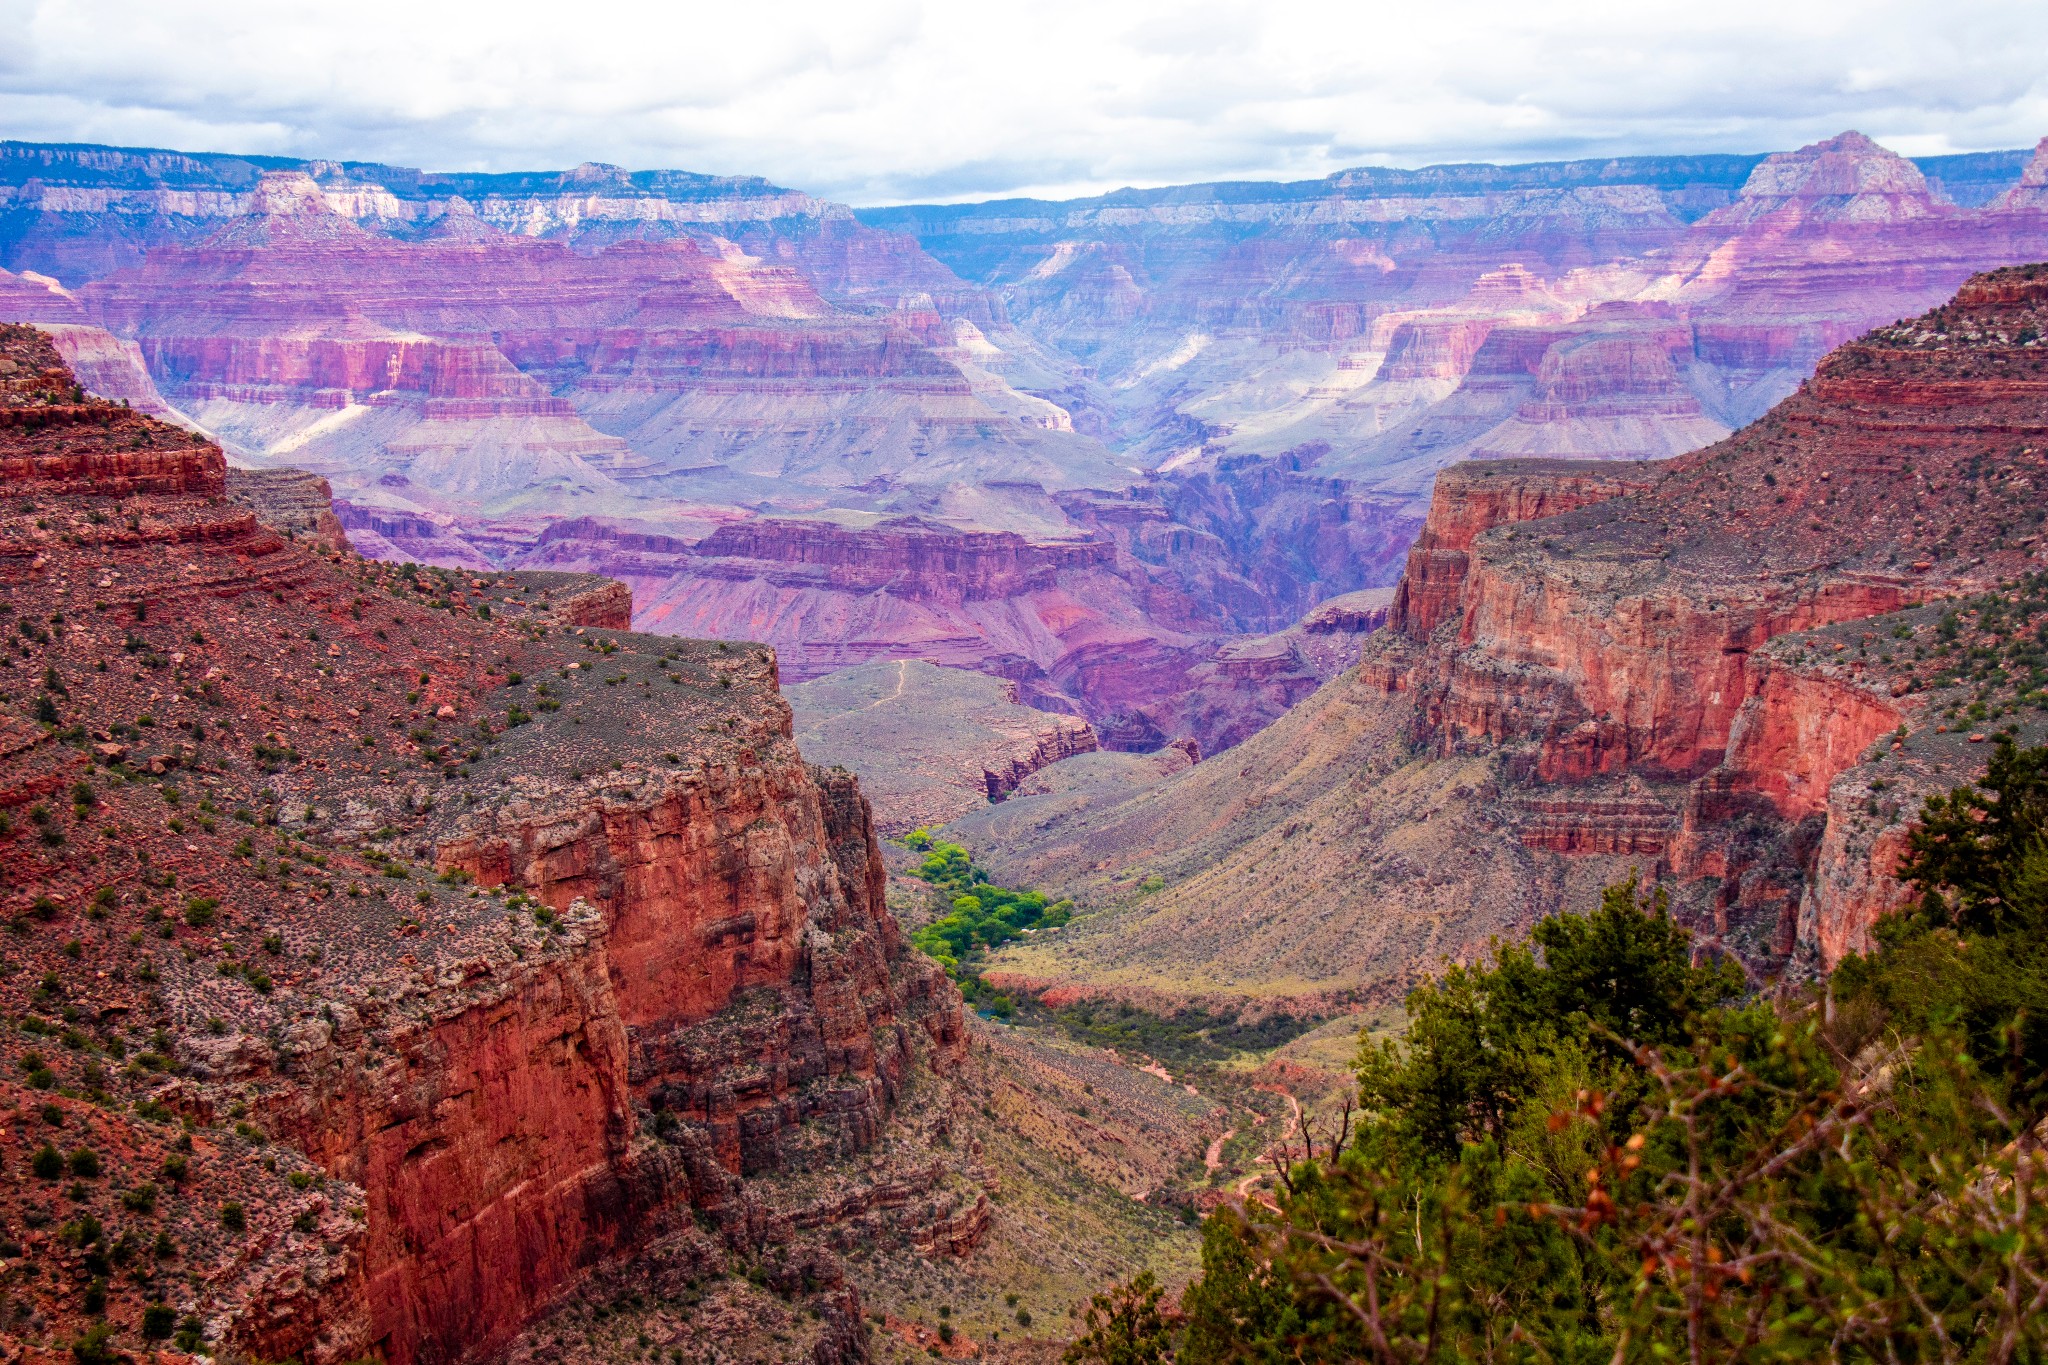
top-left (1389, 459), bottom-right (1659, 638)
top-left (788, 659), bottom-right (1100, 834)
top-left (0, 322), bottom-right (971, 1363)
top-left (227, 466), bottom-right (353, 553)
top-left (963, 268), bottom-right (2048, 1009)
top-left (1994, 137), bottom-right (2048, 213)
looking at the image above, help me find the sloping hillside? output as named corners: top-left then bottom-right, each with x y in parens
top-left (964, 265), bottom-right (2048, 1014)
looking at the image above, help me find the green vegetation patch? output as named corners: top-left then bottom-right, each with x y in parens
top-left (1039, 1000), bottom-right (1313, 1070)
top-left (1065, 739), bottom-right (2048, 1364)
top-left (903, 829), bottom-right (1071, 1017)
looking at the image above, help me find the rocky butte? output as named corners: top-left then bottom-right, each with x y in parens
top-left (964, 265), bottom-right (2048, 1017)
top-left (0, 322), bottom-right (995, 1362)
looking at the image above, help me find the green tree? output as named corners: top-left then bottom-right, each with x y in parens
top-left (1064, 1271), bottom-right (1173, 1365)
top-left (1111, 745), bottom-right (2048, 1364)
top-left (1838, 738), bottom-right (2048, 1110)
top-left (1897, 734), bottom-right (2048, 932)
top-left (1178, 1213), bottom-right (1299, 1365)
top-left (70, 1324), bottom-right (117, 1365)
top-left (1356, 877), bottom-right (1739, 1157)
top-left (141, 1303), bottom-right (175, 1339)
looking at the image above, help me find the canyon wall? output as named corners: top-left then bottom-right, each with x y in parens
top-left (967, 267), bottom-right (2048, 1011)
top-left (0, 322), bottom-right (973, 1364)
top-left (1388, 266), bottom-right (2048, 961)
top-left (867, 132), bottom-right (2048, 512)
top-left (1388, 458), bottom-right (1658, 639)
top-left (10, 132), bottom-right (2048, 767)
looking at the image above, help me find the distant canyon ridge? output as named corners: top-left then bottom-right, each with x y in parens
top-left (7, 131), bottom-right (2048, 754)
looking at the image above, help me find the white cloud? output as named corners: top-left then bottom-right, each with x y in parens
top-left (1, 0), bottom-right (2044, 203)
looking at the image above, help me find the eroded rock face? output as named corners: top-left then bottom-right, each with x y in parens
top-left (1393, 267), bottom-right (2048, 964)
top-left (254, 760), bottom-right (962, 1363)
top-left (787, 659), bottom-right (1101, 833)
top-left (0, 321), bottom-right (968, 1365)
top-left (519, 510), bottom-right (1260, 752)
top-left (228, 466), bottom-right (353, 554)
top-left (966, 267), bottom-right (2048, 1006)
top-left (1389, 459), bottom-right (1658, 639)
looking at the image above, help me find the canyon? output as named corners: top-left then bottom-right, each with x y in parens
top-left (7, 123), bottom-right (2048, 1365)
top-left (1, 320), bottom-right (1278, 1365)
top-left (787, 659), bottom-right (1101, 836)
top-left (964, 265), bottom-right (2048, 1015)
top-left (9, 132), bottom-right (2048, 760)
top-left (0, 321), bottom-right (994, 1363)
top-left (864, 135), bottom-right (2048, 511)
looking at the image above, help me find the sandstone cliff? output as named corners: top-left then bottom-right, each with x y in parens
top-left (966, 267), bottom-right (2048, 1009)
top-left (0, 322), bottom-right (974, 1363)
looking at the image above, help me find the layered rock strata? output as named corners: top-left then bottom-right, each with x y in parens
top-left (966, 267), bottom-right (2048, 1009)
top-left (0, 322), bottom-right (970, 1364)
top-left (227, 466), bottom-right (353, 553)
top-left (15, 131), bottom-right (2048, 764)
top-left (870, 131), bottom-right (2048, 513)
top-left (1382, 264), bottom-right (2048, 960)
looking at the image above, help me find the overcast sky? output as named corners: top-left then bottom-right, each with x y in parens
top-left (2, 0), bottom-right (2045, 205)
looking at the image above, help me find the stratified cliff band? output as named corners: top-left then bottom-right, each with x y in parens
top-left (0, 321), bottom-right (978, 1363)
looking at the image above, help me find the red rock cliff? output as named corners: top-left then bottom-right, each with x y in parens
top-left (1375, 265), bottom-right (2048, 967)
top-left (1389, 458), bottom-right (1657, 639)
top-left (0, 321), bottom-right (969, 1365)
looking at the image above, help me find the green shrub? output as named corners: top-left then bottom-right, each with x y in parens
top-left (69, 1323), bottom-right (116, 1365)
top-left (1116, 744), bottom-right (2048, 1365)
top-left (172, 1315), bottom-right (205, 1351)
top-left (906, 840), bottom-right (1071, 982)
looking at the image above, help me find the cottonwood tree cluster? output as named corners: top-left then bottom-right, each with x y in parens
top-left (1067, 738), bottom-right (2048, 1363)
